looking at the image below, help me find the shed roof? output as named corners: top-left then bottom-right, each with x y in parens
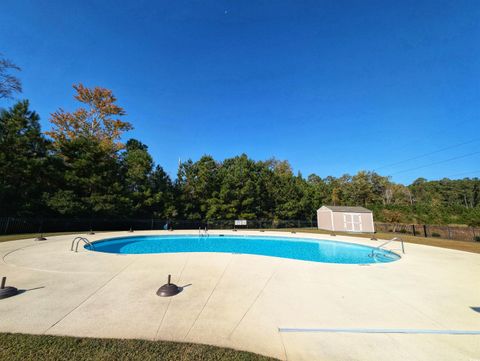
top-left (319, 205), bottom-right (372, 213)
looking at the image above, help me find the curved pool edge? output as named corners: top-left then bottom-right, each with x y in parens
top-left (84, 233), bottom-right (402, 265)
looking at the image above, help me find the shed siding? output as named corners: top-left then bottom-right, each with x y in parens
top-left (317, 209), bottom-right (333, 231)
top-left (333, 212), bottom-right (346, 231)
top-left (360, 213), bottom-right (375, 232)
top-left (317, 206), bottom-right (375, 233)
top-left (333, 212), bottom-right (374, 232)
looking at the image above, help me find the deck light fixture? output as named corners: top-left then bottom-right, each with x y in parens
top-left (35, 234), bottom-right (47, 241)
top-left (0, 277), bottom-right (18, 299)
top-left (156, 275), bottom-right (181, 297)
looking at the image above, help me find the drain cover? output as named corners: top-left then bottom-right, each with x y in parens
top-left (156, 275), bottom-right (181, 297)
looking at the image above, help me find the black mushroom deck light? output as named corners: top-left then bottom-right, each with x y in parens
top-left (156, 275), bottom-right (181, 297)
top-left (35, 234), bottom-right (47, 241)
top-left (0, 277), bottom-right (18, 300)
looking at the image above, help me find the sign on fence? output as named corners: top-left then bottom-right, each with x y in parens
top-left (234, 220), bottom-right (247, 226)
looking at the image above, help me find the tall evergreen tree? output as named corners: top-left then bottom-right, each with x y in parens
top-left (121, 139), bottom-right (155, 216)
top-left (150, 165), bottom-right (176, 218)
top-left (0, 101), bottom-right (50, 215)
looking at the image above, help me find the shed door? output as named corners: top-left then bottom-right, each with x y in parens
top-left (343, 213), bottom-right (362, 232)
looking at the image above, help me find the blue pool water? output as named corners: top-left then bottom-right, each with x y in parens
top-left (85, 235), bottom-right (400, 264)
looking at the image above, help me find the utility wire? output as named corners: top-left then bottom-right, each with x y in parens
top-left (444, 169), bottom-right (480, 178)
top-left (374, 139), bottom-right (479, 171)
top-left (389, 151), bottom-right (480, 175)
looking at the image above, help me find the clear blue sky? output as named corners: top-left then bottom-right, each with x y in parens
top-left (1, 0), bottom-right (479, 184)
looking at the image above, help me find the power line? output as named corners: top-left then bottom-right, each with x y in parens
top-left (444, 169), bottom-right (480, 178)
top-left (374, 139), bottom-right (479, 171)
top-left (389, 151), bottom-right (480, 176)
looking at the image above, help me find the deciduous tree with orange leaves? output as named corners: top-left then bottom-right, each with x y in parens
top-left (44, 84), bottom-right (133, 216)
top-left (47, 84), bottom-right (133, 152)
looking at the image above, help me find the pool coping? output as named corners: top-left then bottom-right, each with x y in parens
top-left (84, 232), bottom-right (402, 264)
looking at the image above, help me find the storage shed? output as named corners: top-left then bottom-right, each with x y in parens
top-left (317, 206), bottom-right (375, 233)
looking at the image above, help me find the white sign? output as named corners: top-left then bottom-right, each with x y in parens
top-left (234, 220), bottom-right (247, 226)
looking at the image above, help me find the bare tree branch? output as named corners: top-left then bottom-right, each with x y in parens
top-left (0, 53), bottom-right (22, 99)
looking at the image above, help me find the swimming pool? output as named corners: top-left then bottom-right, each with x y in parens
top-left (85, 235), bottom-right (400, 264)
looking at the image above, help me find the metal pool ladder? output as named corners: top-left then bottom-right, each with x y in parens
top-left (198, 227), bottom-right (209, 237)
top-left (70, 237), bottom-right (94, 252)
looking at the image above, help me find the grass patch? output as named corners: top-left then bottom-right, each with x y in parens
top-left (263, 228), bottom-right (480, 254)
top-left (0, 333), bottom-right (277, 361)
top-left (0, 232), bottom-right (101, 243)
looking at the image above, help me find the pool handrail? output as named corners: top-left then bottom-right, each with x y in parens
top-left (198, 227), bottom-right (209, 237)
top-left (70, 237), bottom-right (94, 252)
top-left (375, 237), bottom-right (405, 254)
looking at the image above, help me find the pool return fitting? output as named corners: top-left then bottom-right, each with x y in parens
top-left (156, 274), bottom-right (181, 297)
top-left (0, 277), bottom-right (18, 299)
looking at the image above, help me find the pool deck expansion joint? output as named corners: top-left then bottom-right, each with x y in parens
top-left (43, 259), bottom-right (136, 334)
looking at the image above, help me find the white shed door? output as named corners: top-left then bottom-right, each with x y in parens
top-left (343, 213), bottom-right (362, 232)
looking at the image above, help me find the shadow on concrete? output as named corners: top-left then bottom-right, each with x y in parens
top-left (17, 286), bottom-right (46, 295)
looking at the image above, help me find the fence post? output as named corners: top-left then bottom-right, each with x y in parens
top-left (3, 217), bottom-right (10, 234)
top-left (447, 226), bottom-right (451, 239)
top-left (423, 224), bottom-right (428, 238)
top-left (151, 218), bottom-right (154, 230)
top-left (412, 224), bottom-right (416, 237)
top-left (38, 218), bottom-right (44, 234)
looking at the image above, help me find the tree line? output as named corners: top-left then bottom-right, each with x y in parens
top-left (0, 76), bottom-right (479, 226)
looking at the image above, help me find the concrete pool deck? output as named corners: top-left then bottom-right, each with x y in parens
top-left (0, 230), bottom-right (479, 360)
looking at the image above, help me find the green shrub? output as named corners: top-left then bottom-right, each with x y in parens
top-left (431, 232), bottom-right (441, 237)
top-left (475, 236), bottom-right (480, 242)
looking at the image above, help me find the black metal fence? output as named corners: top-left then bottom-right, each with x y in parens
top-left (374, 222), bottom-right (480, 242)
top-left (1, 217), bottom-right (478, 242)
top-left (0, 217), bottom-right (317, 235)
